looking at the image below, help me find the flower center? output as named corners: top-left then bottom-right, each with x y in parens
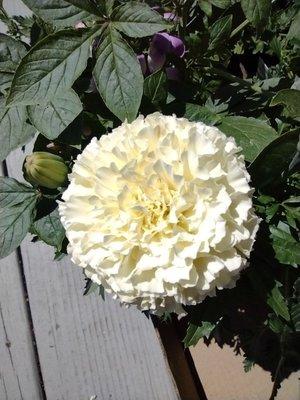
top-left (143, 199), bottom-right (169, 230)
top-left (134, 186), bottom-right (173, 233)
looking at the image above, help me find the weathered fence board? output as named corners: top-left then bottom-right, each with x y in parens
top-left (0, 166), bottom-right (43, 400)
top-left (4, 146), bottom-right (180, 400)
top-left (0, 252), bottom-right (44, 400)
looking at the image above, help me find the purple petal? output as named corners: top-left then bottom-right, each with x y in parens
top-left (151, 33), bottom-right (185, 58)
top-left (167, 34), bottom-right (185, 58)
top-left (148, 52), bottom-right (166, 73)
top-left (75, 21), bottom-right (86, 29)
top-left (163, 12), bottom-right (178, 22)
top-left (137, 54), bottom-right (147, 75)
top-left (166, 66), bottom-right (180, 81)
top-left (150, 33), bottom-right (172, 55)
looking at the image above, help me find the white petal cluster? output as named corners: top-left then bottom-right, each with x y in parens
top-left (59, 113), bottom-right (259, 314)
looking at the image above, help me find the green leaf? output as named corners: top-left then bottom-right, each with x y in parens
top-left (0, 34), bottom-right (27, 94)
top-left (198, 0), bottom-right (231, 14)
top-left (218, 116), bottom-right (278, 162)
top-left (283, 202), bottom-right (300, 229)
top-left (144, 69), bottom-right (167, 107)
top-left (111, 1), bottom-right (169, 38)
top-left (99, 284), bottom-right (105, 300)
top-left (210, 0), bottom-right (231, 8)
top-left (0, 97), bottom-right (35, 162)
top-left (7, 27), bottom-right (100, 106)
top-left (184, 103), bottom-right (222, 125)
top-left (241, 0), bottom-right (271, 29)
top-left (270, 89), bottom-right (300, 118)
top-left (267, 283), bottom-right (290, 321)
top-left (27, 89), bottom-right (83, 140)
top-left (291, 278), bottom-right (300, 331)
top-left (283, 196), bottom-right (300, 204)
top-left (105, 0), bottom-right (115, 16)
top-left (209, 15), bottom-right (232, 50)
top-left (0, 71), bottom-right (13, 93)
top-left (183, 321), bottom-right (215, 347)
top-left (268, 313), bottom-right (285, 334)
top-left (249, 130), bottom-right (299, 190)
top-left (84, 278), bottom-right (105, 299)
top-left (93, 26), bottom-right (143, 121)
top-left (22, 0), bottom-right (102, 27)
top-left (32, 208), bottom-right (65, 251)
top-left (0, 33), bottom-right (27, 72)
top-left (270, 226), bottom-right (300, 266)
top-left (0, 177), bottom-right (38, 258)
top-left (198, 0), bottom-right (212, 16)
top-left (287, 11), bottom-right (300, 41)
top-left (243, 358), bottom-right (255, 372)
top-left (265, 203), bottom-right (280, 222)
top-left (84, 278), bottom-right (100, 295)
top-left (269, 37), bottom-right (282, 60)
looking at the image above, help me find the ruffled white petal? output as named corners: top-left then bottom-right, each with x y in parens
top-left (59, 113), bottom-right (260, 314)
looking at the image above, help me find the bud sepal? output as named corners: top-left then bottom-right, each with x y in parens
top-left (24, 152), bottom-right (68, 189)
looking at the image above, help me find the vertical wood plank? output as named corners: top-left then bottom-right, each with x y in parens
top-left (0, 166), bottom-right (43, 400)
top-left (0, 253), bottom-right (43, 400)
top-left (6, 147), bottom-right (181, 400)
top-left (1, 1), bottom-right (43, 398)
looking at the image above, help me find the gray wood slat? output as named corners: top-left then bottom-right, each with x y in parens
top-left (0, 165), bottom-right (43, 400)
top-left (5, 146), bottom-right (180, 400)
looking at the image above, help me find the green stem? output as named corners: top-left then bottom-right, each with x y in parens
top-left (269, 355), bottom-right (285, 400)
top-left (230, 20), bottom-right (250, 39)
top-left (209, 66), bottom-right (254, 90)
top-left (269, 313), bottom-right (290, 400)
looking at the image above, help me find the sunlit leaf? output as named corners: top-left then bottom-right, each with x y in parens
top-left (7, 27), bottom-right (100, 106)
top-left (241, 0), bottom-right (271, 29)
top-left (28, 89), bottom-right (83, 139)
top-left (270, 89), bottom-right (300, 118)
top-left (219, 116), bottom-right (278, 161)
top-left (267, 282), bottom-right (290, 321)
top-left (270, 226), bottom-right (300, 266)
top-left (111, 1), bottom-right (169, 38)
top-left (22, 0), bottom-right (102, 27)
top-left (93, 26), bottom-right (143, 121)
top-left (0, 97), bottom-right (35, 161)
top-left (0, 177), bottom-right (38, 258)
top-left (183, 321), bottom-right (215, 347)
top-left (32, 208), bottom-right (65, 251)
top-left (144, 69), bottom-right (167, 107)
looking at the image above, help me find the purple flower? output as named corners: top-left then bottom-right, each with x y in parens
top-left (137, 31), bottom-right (185, 78)
top-left (148, 51), bottom-right (166, 73)
top-left (166, 66), bottom-right (180, 81)
top-left (137, 54), bottom-right (147, 75)
top-left (74, 21), bottom-right (86, 29)
top-left (163, 12), bottom-right (179, 22)
top-left (151, 6), bottom-right (178, 21)
top-left (151, 33), bottom-right (185, 58)
top-left (148, 33), bottom-right (185, 73)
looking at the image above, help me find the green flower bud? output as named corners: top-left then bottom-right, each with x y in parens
top-left (24, 152), bottom-right (68, 189)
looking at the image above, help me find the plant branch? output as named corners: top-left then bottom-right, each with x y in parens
top-left (230, 20), bottom-right (250, 39)
top-left (269, 355), bottom-right (284, 400)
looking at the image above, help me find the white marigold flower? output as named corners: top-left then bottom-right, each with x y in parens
top-left (59, 113), bottom-right (260, 314)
